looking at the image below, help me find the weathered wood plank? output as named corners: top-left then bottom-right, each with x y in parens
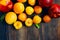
top-left (8, 26), bottom-right (27, 40)
top-left (40, 18), bottom-right (58, 40)
top-left (33, 26), bottom-right (40, 40)
top-left (17, 26), bottom-right (27, 40)
top-left (47, 19), bottom-right (58, 40)
top-left (55, 0), bottom-right (60, 4)
top-left (27, 26), bottom-right (36, 40)
top-left (41, 23), bottom-right (45, 40)
top-left (57, 18), bottom-right (60, 40)
top-left (8, 25), bottom-right (16, 40)
top-left (27, 25), bottom-right (41, 40)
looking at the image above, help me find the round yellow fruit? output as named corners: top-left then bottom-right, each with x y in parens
top-left (5, 12), bottom-right (17, 24)
top-left (17, 0), bottom-right (27, 3)
top-left (18, 13), bottom-right (27, 22)
top-left (13, 2), bottom-right (24, 14)
top-left (26, 6), bottom-right (34, 15)
top-left (25, 18), bottom-right (33, 27)
top-left (33, 15), bottom-right (42, 24)
top-left (28, 0), bottom-right (36, 6)
top-left (13, 21), bottom-right (22, 30)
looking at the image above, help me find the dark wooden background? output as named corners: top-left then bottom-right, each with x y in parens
top-left (0, 0), bottom-right (60, 40)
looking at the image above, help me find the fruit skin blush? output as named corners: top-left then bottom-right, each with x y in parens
top-left (38, 0), bottom-right (53, 7)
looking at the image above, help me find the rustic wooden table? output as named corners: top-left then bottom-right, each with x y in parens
top-left (0, 0), bottom-right (60, 40)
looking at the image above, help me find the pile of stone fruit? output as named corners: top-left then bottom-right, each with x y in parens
top-left (0, 0), bottom-right (60, 30)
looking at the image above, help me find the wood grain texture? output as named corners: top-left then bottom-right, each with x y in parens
top-left (17, 26), bottom-right (27, 40)
top-left (8, 26), bottom-right (27, 40)
top-left (57, 18), bottom-right (60, 40)
top-left (7, 19), bottom-right (59, 40)
top-left (27, 26), bottom-right (40, 40)
top-left (55, 0), bottom-right (60, 4)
